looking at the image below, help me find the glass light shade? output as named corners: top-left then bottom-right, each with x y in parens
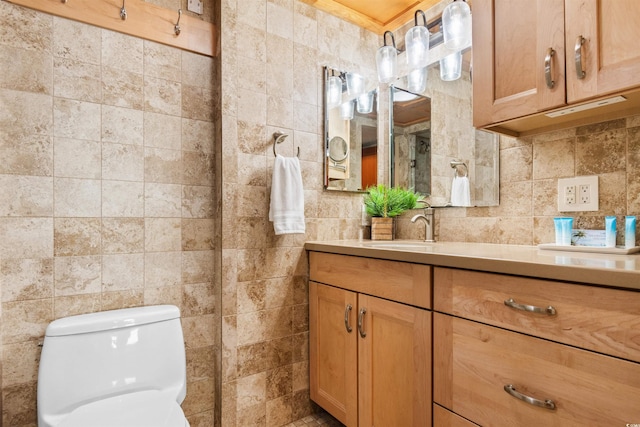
top-left (407, 67), bottom-right (427, 93)
top-left (442, 0), bottom-right (472, 50)
top-left (405, 26), bottom-right (430, 70)
top-left (326, 76), bottom-right (342, 108)
top-left (346, 72), bottom-right (365, 96)
top-left (356, 91), bottom-right (375, 114)
top-left (340, 100), bottom-right (355, 120)
top-left (376, 45), bottom-right (398, 83)
top-left (440, 51), bottom-right (462, 81)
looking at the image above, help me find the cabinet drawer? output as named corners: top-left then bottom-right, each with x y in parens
top-left (433, 404), bottom-right (478, 427)
top-left (434, 313), bottom-right (640, 426)
top-left (309, 252), bottom-right (431, 309)
top-left (434, 267), bottom-right (640, 362)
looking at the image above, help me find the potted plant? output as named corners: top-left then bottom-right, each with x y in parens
top-left (363, 184), bottom-right (425, 240)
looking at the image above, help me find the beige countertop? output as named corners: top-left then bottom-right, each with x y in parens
top-left (305, 240), bottom-right (640, 290)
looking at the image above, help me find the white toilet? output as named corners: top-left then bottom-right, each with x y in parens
top-left (37, 305), bottom-right (190, 427)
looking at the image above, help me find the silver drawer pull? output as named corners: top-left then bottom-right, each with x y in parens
top-left (504, 384), bottom-right (556, 410)
top-left (544, 47), bottom-right (556, 89)
top-left (504, 298), bottom-right (556, 315)
top-left (574, 35), bottom-right (586, 79)
top-left (358, 308), bottom-right (367, 338)
top-left (344, 304), bottom-right (353, 333)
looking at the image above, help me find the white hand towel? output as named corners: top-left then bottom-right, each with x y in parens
top-left (451, 176), bottom-right (471, 207)
top-left (269, 154), bottom-right (305, 235)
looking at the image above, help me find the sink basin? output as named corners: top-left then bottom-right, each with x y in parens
top-left (363, 241), bottom-right (434, 250)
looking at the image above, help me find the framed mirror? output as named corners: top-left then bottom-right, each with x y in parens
top-left (391, 65), bottom-right (499, 207)
top-left (323, 66), bottom-right (378, 192)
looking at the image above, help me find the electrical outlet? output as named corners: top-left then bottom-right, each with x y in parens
top-left (187, 0), bottom-right (203, 14)
top-left (558, 176), bottom-right (599, 212)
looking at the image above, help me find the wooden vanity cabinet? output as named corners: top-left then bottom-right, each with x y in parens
top-left (473, 0), bottom-right (640, 134)
top-left (433, 266), bottom-right (640, 426)
top-left (308, 252), bottom-right (432, 427)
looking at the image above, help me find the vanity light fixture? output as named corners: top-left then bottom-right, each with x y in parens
top-left (407, 67), bottom-right (428, 93)
top-left (440, 50), bottom-right (462, 81)
top-left (346, 72), bottom-right (365, 96)
top-left (326, 71), bottom-right (343, 108)
top-left (442, 0), bottom-right (472, 50)
top-left (357, 91), bottom-right (375, 114)
top-left (340, 100), bottom-right (355, 120)
top-left (376, 31), bottom-right (398, 83)
top-left (406, 10), bottom-right (430, 72)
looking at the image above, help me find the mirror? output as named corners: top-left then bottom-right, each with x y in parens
top-left (323, 66), bottom-right (378, 192)
top-left (391, 66), bottom-right (499, 207)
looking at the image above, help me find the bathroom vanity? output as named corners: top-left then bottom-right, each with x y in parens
top-left (306, 240), bottom-right (640, 426)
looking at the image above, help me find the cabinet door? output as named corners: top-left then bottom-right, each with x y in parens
top-left (566, 0), bottom-right (640, 102)
top-left (357, 294), bottom-right (431, 427)
top-left (309, 282), bottom-right (358, 426)
top-left (473, 0), bottom-right (566, 127)
top-left (434, 313), bottom-right (640, 426)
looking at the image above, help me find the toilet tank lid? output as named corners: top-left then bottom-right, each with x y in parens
top-left (45, 305), bottom-right (181, 337)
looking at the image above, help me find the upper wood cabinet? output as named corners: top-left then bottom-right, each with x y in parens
top-left (473, 0), bottom-right (640, 135)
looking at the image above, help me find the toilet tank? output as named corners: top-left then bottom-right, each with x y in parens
top-left (37, 305), bottom-right (187, 427)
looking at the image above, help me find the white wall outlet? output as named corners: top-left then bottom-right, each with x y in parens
top-left (558, 176), bottom-right (599, 212)
top-left (187, 0), bottom-right (203, 15)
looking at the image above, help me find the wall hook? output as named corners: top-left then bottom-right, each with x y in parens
top-left (120, 0), bottom-right (127, 20)
top-left (174, 9), bottom-right (182, 35)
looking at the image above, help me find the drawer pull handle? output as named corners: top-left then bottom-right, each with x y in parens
top-left (544, 47), bottom-right (556, 89)
top-left (504, 384), bottom-right (556, 410)
top-left (504, 298), bottom-right (556, 315)
top-left (574, 35), bottom-right (586, 79)
top-left (344, 304), bottom-right (353, 333)
top-left (358, 308), bottom-right (367, 338)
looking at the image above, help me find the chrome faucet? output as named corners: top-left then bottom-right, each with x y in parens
top-left (411, 207), bottom-right (435, 242)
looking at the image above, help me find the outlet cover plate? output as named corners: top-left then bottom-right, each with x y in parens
top-left (187, 0), bottom-right (203, 14)
top-left (558, 176), bottom-right (599, 212)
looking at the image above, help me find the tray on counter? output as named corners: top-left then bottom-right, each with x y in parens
top-left (537, 243), bottom-right (640, 255)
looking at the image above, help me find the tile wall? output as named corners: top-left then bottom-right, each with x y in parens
top-left (218, 0), bottom-right (379, 425)
top-left (0, 1), bottom-right (219, 425)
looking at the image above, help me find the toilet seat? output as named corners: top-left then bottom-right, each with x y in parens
top-left (57, 390), bottom-right (189, 427)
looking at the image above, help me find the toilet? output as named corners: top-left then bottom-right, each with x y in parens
top-left (37, 305), bottom-right (190, 427)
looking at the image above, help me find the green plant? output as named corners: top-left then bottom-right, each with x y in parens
top-left (363, 184), bottom-right (425, 218)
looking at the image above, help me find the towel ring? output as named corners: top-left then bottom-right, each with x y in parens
top-left (450, 160), bottom-right (468, 178)
top-left (273, 132), bottom-right (300, 157)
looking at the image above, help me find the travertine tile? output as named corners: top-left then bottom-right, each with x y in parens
top-left (182, 185), bottom-right (215, 218)
top-left (267, 365), bottom-right (292, 400)
top-left (54, 218), bottom-right (101, 257)
top-left (1, 258), bottom-right (53, 302)
top-left (0, 89), bottom-right (53, 137)
top-left (102, 30), bottom-right (143, 74)
top-left (1, 1), bottom-right (52, 51)
top-left (182, 314), bottom-right (216, 348)
top-left (102, 218), bottom-right (144, 254)
top-left (576, 129), bottom-right (626, 175)
top-left (102, 105), bottom-right (144, 146)
top-left (144, 41), bottom-right (181, 82)
top-left (2, 341), bottom-right (40, 386)
top-left (182, 250), bottom-right (215, 284)
top-left (101, 180), bottom-right (144, 217)
top-left (143, 284), bottom-right (182, 307)
top-left (53, 57), bottom-right (101, 102)
top-left (144, 76), bottom-right (181, 116)
top-left (102, 66), bottom-right (144, 109)
top-left (53, 293), bottom-right (101, 318)
top-left (101, 253), bottom-right (144, 292)
top-left (181, 378), bottom-right (215, 417)
top-left (102, 143), bottom-right (144, 181)
top-left (144, 112), bottom-right (182, 150)
top-left (144, 251), bottom-right (181, 287)
top-left (145, 147), bottom-right (182, 184)
top-left (182, 85), bottom-right (216, 122)
top-left (182, 118), bottom-right (215, 153)
top-left (186, 345), bottom-right (216, 383)
top-left (145, 183), bottom-right (182, 217)
top-left (182, 218), bottom-right (215, 250)
top-left (266, 394), bottom-right (294, 427)
top-left (53, 17), bottom-right (101, 64)
top-left (0, 45), bottom-right (52, 94)
top-left (0, 175), bottom-right (52, 217)
top-left (53, 98), bottom-right (101, 141)
top-left (2, 299), bottom-right (53, 344)
top-left (145, 217), bottom-right (182, 252)
top-left (101, 289), bottom-right (143, 310)
top-left (182, 50), bottom-right (215, 90)
top-left (183, 282), bottom-right (216, 316)
top-left (54, 137), bottom-right (101, 179)
top-left (183, 151), bottom-right (214, 186)
top-left (54, 255), bottom-right (101, 296)
top-left (2, 381), bottom-right (38, 426)
top-left (54, 177), bottom-right (101, 217)
top-left (0, 134), bottom-right (52, 177)
top-left (0, 218), bottom-right (53, 259)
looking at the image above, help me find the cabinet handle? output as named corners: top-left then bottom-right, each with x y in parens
top-left (504, 384), bottom-right (556, 410)
top-left (358, 307), bottom-right (367, 338)
top-left (575, 35), bottom-right (586, 79)
top-left (344, 304), bottom-right (353, 333)
top-left (504, 298), bottom-right (556, 315)
top-left (544, 47), bottom-right (556, 89)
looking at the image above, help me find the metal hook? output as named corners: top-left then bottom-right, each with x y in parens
top-left (273, 132), bottom-right (300, 158)
top-left (174, 9), bottom-right (182, 36)
top-left (382, 31), bottom-right (396, 48)
top-left (414, 10), bottom-right (427, 27)
top-left (120, 0), bottom-right (127, 20)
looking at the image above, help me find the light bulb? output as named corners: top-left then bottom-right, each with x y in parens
top-left (340, 100), bottom-right (355, 120)
top-left (326, 75), bottom-right (342, 108)
top-left (440, 51), bottom-right (462, 81)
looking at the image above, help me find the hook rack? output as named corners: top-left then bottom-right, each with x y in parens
top-left (450, 160), bottom-right (468, 177)
top-left (5, 0), bottom-right (216, 57)
top-left (273, 132), bottom-right (300, 158)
